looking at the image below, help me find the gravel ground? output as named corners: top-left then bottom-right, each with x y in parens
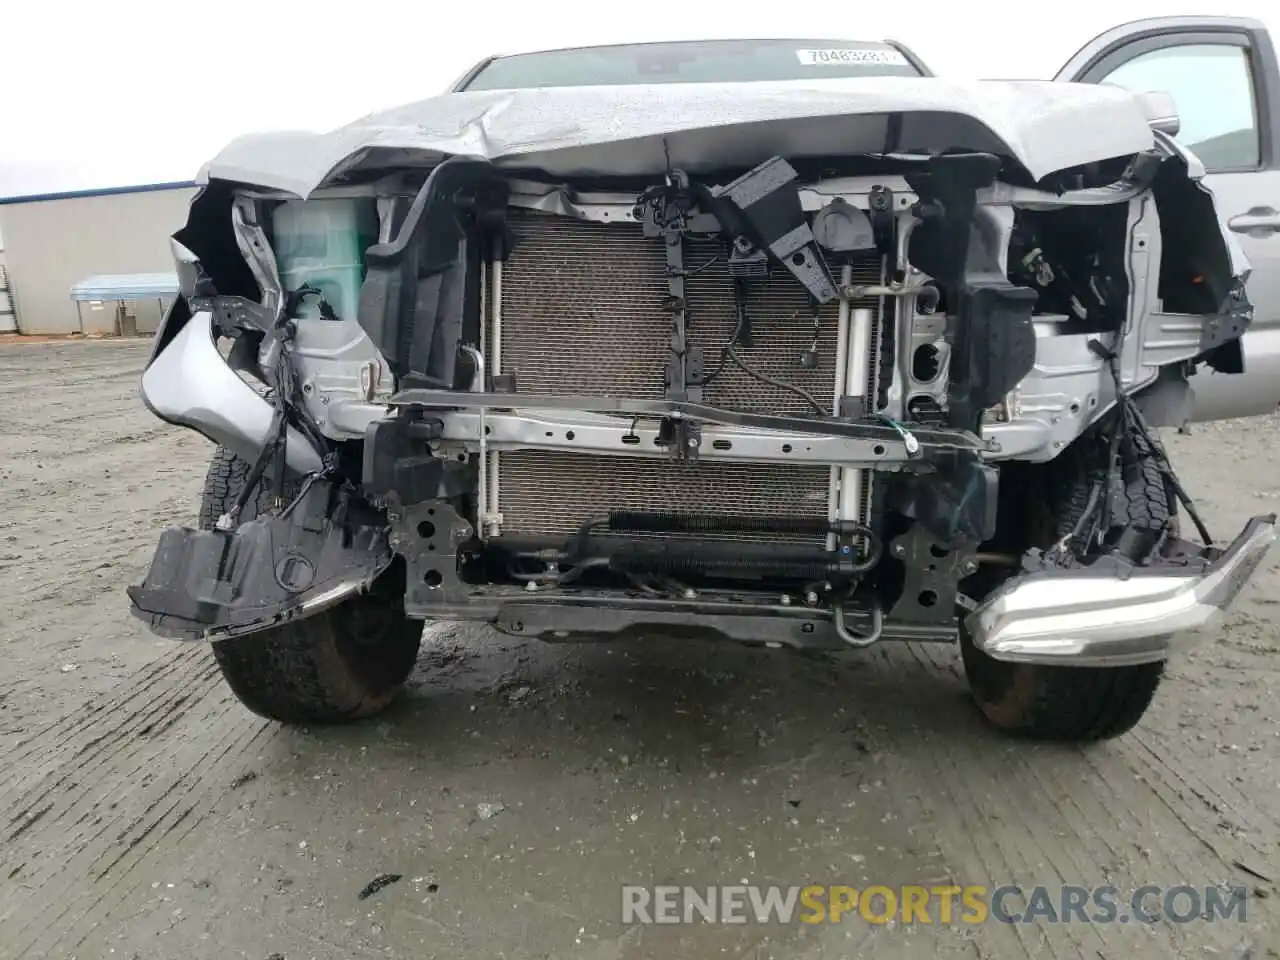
top-left (0, 339), bottom-right (1277, 959)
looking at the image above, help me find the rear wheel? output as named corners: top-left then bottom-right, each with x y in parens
top-left (961, 427), bottom-right (1173, 742)
top-left (200, 447), bottom-right (422, 724)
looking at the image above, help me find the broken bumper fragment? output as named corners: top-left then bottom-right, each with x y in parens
top-left (966, 515), bottom-right (1277, 667)
top-left (127, 482), bottom-right (393, 640)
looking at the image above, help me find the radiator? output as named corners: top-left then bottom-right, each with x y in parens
top-left (488, 209), bottom-right (883, 543)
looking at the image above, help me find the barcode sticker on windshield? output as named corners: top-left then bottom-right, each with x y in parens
top-left (795, 48), bottom-right (909, 66)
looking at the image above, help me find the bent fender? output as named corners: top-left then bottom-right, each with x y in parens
top-left (140, 308), bottom-right (323, 476)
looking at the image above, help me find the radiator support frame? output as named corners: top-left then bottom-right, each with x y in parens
top-left (392, 390), bottom-right (985, 461)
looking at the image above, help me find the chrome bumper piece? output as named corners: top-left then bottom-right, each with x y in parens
top-left (966, 516), bottom-right (1277, 667)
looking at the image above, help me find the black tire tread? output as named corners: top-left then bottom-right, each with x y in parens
top-left (963, 421), bottom-right (1171, 743)
top-left (1110, 426), bottom-right (1174, 534)
top-left (962, 639), bottom-right (1164, 742)
top-left (200, 447), bottom-right (421, 724)
top-left (1046, 429), bottom-right (1173, 541)
top-left (1032, 659), bottom-right (1164, 741)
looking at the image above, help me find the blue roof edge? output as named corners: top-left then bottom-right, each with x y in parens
top-left (0, 180), bottom-right (199, 207)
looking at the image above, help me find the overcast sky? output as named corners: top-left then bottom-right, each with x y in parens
top-left (1, 0), bottom-right (1275, 198)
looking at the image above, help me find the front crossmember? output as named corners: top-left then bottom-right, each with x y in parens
top-left (388, 388), bottom-right (986, 466)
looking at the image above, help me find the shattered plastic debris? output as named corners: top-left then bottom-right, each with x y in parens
top-left (476, 801), bottom-right (506, 820)
top-left (358, 873), bottom-right (403, 900)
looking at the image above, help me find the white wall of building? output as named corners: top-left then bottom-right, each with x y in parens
top-left (0, 184), bottom-right (197, 335)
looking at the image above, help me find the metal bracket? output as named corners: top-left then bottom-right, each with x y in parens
top-left (867, 184), bottom-right (896, 256)
top-left (837, 395), bottom-right (867, 419)
top-left (388, 497), bottom-right (474, 607)
top-left (686, 346), bottom-right (704, 390)
top-left (193, 295), bottom-right (276, 336)
top-left (887, 524), bottom-right (977, 625)
top-left (639, 174), bottom-right (702, 403)
top-left (1198, 280), bottom-right (1254, 355)
top-left (656, 417), bottom-right (702, 461)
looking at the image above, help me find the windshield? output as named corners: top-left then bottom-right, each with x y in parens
top-left (458, 39), bottom-right (924, 91)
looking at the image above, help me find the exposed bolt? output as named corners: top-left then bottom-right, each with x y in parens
top-left (525, 581), bottom-right (539, 592)
top-left (962, 560), bottom-right (978, 575)
top-left (780, 594), bottom-right (792, 606)
top-left (686, 437), bottom-right (698, 448)
top-left (683, 588), bottom-right (697, 600)
top-left (988, 441), bottom-right (1002, 453)
top-left (892, 543), bottom-right (906, 558)
top-left (805, 591), bottom-right (819, 606)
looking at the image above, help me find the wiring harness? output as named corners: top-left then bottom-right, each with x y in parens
top-left (214, 285), bottom-right (338, 531)
top-left (1043, 336), bottom-right (1213, 567)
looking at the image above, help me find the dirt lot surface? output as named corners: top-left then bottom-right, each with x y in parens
top-left (0, 339), bottom-right (1277, 959)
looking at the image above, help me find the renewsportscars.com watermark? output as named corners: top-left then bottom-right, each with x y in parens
top-left (622, 884), bottom-right (1250, 926)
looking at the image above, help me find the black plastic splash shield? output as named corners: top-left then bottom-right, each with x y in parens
top-left (127, 482), bottom-right (393, 640)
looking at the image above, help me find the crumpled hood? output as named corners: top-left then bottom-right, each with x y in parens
top-left (203, 76), bottom-right (1159, 197)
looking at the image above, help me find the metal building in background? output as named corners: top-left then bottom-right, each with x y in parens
top-left (0, 182), bottom-right (197, 335)
top-left (0, 254), bottom-right (15, 334)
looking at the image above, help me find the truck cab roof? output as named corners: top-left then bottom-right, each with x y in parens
top-left (451, 38), bottom-right (932, 92)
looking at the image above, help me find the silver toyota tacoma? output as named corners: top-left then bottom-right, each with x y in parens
top-left (129, 18), bottom-right (1280, 742)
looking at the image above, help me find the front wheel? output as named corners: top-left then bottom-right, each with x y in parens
top-left (200, 447), bottom-right (422, 724)
top-left (960, 638), bottom-right (1164, 742)
top-left (961, 425), bottom-right (1173, 742)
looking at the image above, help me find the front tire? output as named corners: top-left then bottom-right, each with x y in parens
top-left (960, 639), bottom-right (1164, 742)
top-left (200, 448), bottom-right (422, 724)
top-left (961, 427), bottom-right (1173, 742)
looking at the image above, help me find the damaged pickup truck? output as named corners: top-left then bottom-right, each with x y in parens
top-left (129, 20), bottom-right (1280, 741)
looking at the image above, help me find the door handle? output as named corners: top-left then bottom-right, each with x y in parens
top-left (1229, 207), bottom-right (1280, 237)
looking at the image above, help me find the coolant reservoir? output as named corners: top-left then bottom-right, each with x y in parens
top-left (271, 198), bottom-right (377, 323)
